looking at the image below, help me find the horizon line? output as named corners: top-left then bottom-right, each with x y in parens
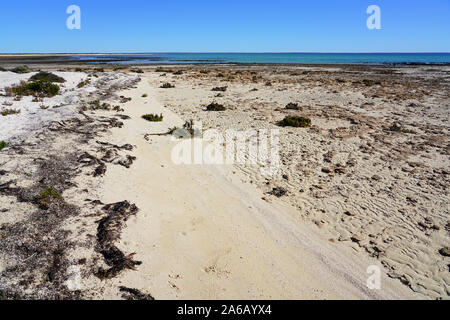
top-left (1, 52), bottom-right (450, 55)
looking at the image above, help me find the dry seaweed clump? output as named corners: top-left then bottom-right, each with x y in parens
top-left (278, 116), bottom-right (312, 128)
top-left (160, 83), bottom-right (175, 89)
top-left (96, 201), bottom-right (142, 279)
top-left (29, 72), bottom-right (66, 83)
top-left (212, 86), bottom-right (227, 92)
top-left (388, 123), bottom-right (417, 134)
top-left (206, 102), bottom-right (226, 111)
top-left (142, 113), bottom-right (163, 122)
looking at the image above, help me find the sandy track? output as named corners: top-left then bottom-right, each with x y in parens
top-left (94, 75), bottom-right (420, 299)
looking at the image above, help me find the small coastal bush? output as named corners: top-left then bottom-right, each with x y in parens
top-left (0, 66), bottom-right (6, 72)
top-left (142, 113), bottom-right (164, 122)
top-left (285, 103), bottom-right (302, 110)
top-left (142, 93), bottom-right (148, 97)
top-left (11, 65), bottom-right (31, 74)
top-left (278, 116), bottom-right (311, 128)
top-left (39, 187), bottom-right (61, 200)
top-left (77, 79), bottom-right (91, 88)
top-left (205, 102), bottom-right (226, 111)
top-left (160, 83), bottom-right (175, 89)
top-left (88, 100), bottom-right (111, 110)
top-left (173, 70), bottom-right (183, 75)
top-left (7, 80), bottom-right (60, 97)
top-left (0, 141), bottom-right (7, 151)
top-left (212, 86), bottom-right (227, 92)
top-left (29, 71), bottom-right (66, 83)
top-left (1, 108), bottom-right (21, 116)
top-left (38, 187), bottom-right (61, 208)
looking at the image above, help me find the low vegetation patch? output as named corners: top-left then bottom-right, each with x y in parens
top-left (361, 79), bottom-right (382, 86)
top-left (77, 79), bottom-right (91, 88)
top-left (155, 67), bottom-right (174, 73)
top-left (285, 103), bottom-right (302, 110)
top-left (6, 80), bottom-right (60, 97)
top-left (160, 83), bottom-right (175, 89)
top-left (278, 116), bottom-right (312, 128)
top-left (142, 94), bottom-right (148, 98)
top-left (29, 71), bottom-right (66, 83)
top-left (205, 102), bottom-right (226, 111)
top-left (11, 65), bottom-right (31, 74)
top-left (0, 141), bottom-right (7, 151)
top-left (38, 187), bottom-right (61, 209)
top-left (88, 100), bottom-right (113, 110)
top-left (1, 108), bottom-right (21, 116)
top-left (142, 113), bottom-right (163, 122)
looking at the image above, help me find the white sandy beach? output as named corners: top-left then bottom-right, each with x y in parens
top-left (0, 66), bottom-right (448, 300)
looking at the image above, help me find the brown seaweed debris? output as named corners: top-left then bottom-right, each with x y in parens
top-left (95, 201), bottom-right (142, 279)
top-left (119, 286), bottom-right (155, 300)
top-left (205, 102), bottom-right (226, 111)
top-left (269, 187), bottom-right (288, 198)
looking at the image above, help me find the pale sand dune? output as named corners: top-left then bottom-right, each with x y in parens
top-left (92, 75), bottom-right (420, 299)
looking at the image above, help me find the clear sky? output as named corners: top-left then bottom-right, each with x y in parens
top-left (0, 0), bottom-right (449, 53)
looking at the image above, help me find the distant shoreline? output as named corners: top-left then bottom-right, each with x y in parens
top-left (0, 53), bottom-right (449, 67)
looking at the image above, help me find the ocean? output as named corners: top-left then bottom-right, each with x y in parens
top-left (71, 53), bottom-right (450, 65)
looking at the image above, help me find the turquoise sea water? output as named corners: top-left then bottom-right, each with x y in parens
top-left (72, 53), bottom-right (450, 65)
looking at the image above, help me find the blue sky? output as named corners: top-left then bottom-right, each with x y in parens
top-left (0, 0), bottom-right (449, 53)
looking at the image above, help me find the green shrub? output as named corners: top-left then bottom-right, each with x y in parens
top-left (29, 71), bottom-right (66, 83)
top-left (77, 79), bottom-right (91, 88)
top-left (88, 100), bottom-right (111, 110)
top-left (160, 83), bottom-right (175, 89)
top-left (142, 113), bottom-right (163, 122)
top-left (11, 65), bottom-right (31, 74)
top-left (142, 94), bottom-right (148, 98)
top-left (7, 80), bottom-right (60, 97)
top-left (206, 102), bottom-right (226, 111)
top-left (0, 66), bottom-right (6, 72)
top-left (40, 187), bottom-right (61, 200)
top-left (0, 141), bottom-right (7, 151)
top-left (278, 116), bottom-right (311, 128)
top-left (38, 187), bottom-right (61, 208)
